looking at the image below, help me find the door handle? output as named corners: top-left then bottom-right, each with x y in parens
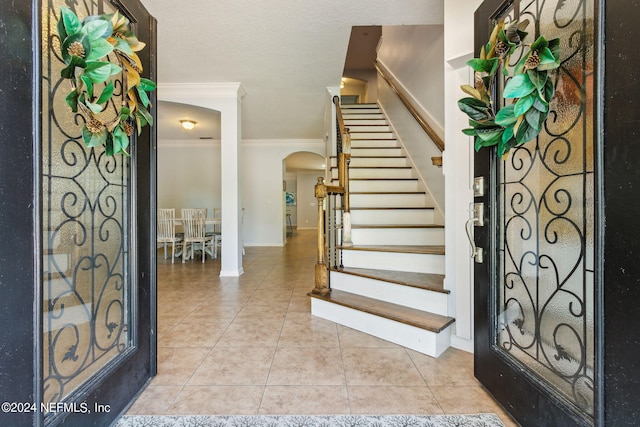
top-left (465, 203), bottom-right (484, 263)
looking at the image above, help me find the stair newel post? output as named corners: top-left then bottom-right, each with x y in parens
top-left (313, 177), bottom-right (329, 295)
top-left (341, 128), bottom-right (353, 249)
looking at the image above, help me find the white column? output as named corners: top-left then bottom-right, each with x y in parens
top-left (219, 94), bottom-right (244, 276)
top-left (159, 83), bottom-right (246, 277)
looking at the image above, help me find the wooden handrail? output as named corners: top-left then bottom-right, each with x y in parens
top-left (333, 95), bottom-right (348, 151)
top-left (375, 62), bottom-right (445, 152)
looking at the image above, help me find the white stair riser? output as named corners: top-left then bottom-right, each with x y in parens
top-left (311, 298), bottom-right (451, 357)
top-left (351, 140), bottom-right (398, 148)
top-left (44, 301), bottom-right (93, 333)
top-left (349, 193), bottom-right (430, 207)
top-left (341, 108), bottom-right (380, 114)
top-left (351, 147), bottom-right (402, 156)
top-left (342, 113), bottom-right (384, 120)
top-left (347, 125), bottom-right (391, 132)
top-left (330, 156), bottom-right (407, 168)
top-left (350, 228), bottom-right (445, 246)
top-left (350, 157), bottom-right (408, 168)
top-left (342, 250), bottom-right (445, 274)
top-left (344, 119), bottom-right (387, 126)
top-left (330, 271), bottom-right (448, 315)
top-left (349, 180), bottom-right (420, 192)
top-left (339, 168), bottom-right (413, 179)
top-left (349, 132), bottom-right (394, 139)
top-left (350, 209), bottom-right (435, 225)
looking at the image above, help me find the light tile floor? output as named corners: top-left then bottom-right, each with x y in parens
top-left (128, 230), bottom-right (518, 426)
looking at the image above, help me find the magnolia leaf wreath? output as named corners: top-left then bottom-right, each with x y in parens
top-left (57, 6), bottom-right (156, 156)
top-left (458, 19), bottom-right (561, 157)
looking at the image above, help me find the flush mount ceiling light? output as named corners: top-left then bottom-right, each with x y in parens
top-left (180, 119), bottom-right (196, 130)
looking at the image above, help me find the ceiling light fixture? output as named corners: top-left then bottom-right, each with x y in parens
top-left (180, 119), bottom-right (196, 130)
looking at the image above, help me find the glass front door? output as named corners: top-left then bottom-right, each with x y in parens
top-left (39, 0), bottom-right (156, 424)
top-left (473, 0), bottom-right (596, 425)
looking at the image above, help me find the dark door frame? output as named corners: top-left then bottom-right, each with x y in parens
top-left (473, 0), bottom-right (640, 426)
top-left (0, 1), bottom-right (157, 425)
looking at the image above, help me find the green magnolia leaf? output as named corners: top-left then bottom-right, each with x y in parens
top-left (65, 89), bottom-right (79, 112)
top-left (109, 63), bottom-right (123, 75)
top-left (83, 61), bottom-right (112, 84)
top-left (60, 7), bottom-right (82, 36)
top-left (458, 97), bottom-right (489, 121)
top-left (542, 78), bottom-right (555, 102)
top-left (530, 36), bottom-right (549, 52)
top-left (139, 78), bottom-right (157, 92)
top-left (120, 107), bottom-right (131, 121)
top-left (86, 100), bottom-right (103, 114)
top-left (503, 74), bottom-right (536, 99)
top-left (81, 75), bottom-right (94, 98)
top-left (113, 125), bottom-right (130, 150)
top-left (105, 134), bottom-right (115, 156)
top-left (527, 70), bottom-right (548, 89)
top-left (137, 86), bottom-right (150, 108)
top-left (81, 18), bottom-right (112, 41)
top-left (462, 128), bottom-right (478, 136)
top-left (468, 119), bottom-right (500, 129)
top-left (525, 107), bottom-right (545, 131)
top-left (82, 126), bottom-right (108, 148)
top-left (515, 119), bottom-right (540, 144)
top-left (537, 46), bottom-right (560, 71)
top-left (85, 37), bottom-right (114, 61)
top-left (113, 38), bottom-right (133, 56)
top-left (495, 104), bottom-right (518, 126)
top-left (533, 96), bottom-right (549, 112)
top-left (467, 58), bottom-right (499, 74)
top-left (96, 81), bottom-right (115, 105)
top-left (137, 104), bottom-right (153, 126)
top-left (60, 55), bottom-right (86, 79)
top-left (514, 93), bottom-right (536, 116)
top-left (476, 127), bottom-right (503, 143)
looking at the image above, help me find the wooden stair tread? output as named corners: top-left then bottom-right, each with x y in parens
top-left (309, 289), bottom-right (454, 333)
top-left (335, 267), bottom-right (448, 294)
top-left (351, 224), bottom-right (443, 229)
top-left (338, 245), bottom-right (445, 255)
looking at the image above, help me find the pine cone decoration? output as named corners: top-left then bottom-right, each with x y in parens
top-left (86, 118), bottom-right (104, 134)
top-left (525, 51), bottom-right (541, 70)
top-left (495, 41), bottom-right (509, 57)
top-left (67, 41), bottom-right (85, 58)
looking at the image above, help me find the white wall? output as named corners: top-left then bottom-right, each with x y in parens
top-left (296, 171), bottom-right (322, 229)
top-left (443, 0), bottom-right (483, 352)
top-left (157, 140), bottom-right (221, 215)
top-left (376, 25), bottom-right (446, 219)
top-left (241, 141), bottom-right (325, 246)
top-left (158, 139), bottom-right (325, 247)
top-left (377, 25), bottom-right (445, 132)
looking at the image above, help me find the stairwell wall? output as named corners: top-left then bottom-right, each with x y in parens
top-left (376, 25), bottom-right (446, 220)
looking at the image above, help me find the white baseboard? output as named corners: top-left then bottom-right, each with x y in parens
top-left (450, 335), bottom-right (474, 353)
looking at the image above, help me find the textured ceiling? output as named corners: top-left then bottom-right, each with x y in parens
top-left (141, 0), bottom-right (443, 141)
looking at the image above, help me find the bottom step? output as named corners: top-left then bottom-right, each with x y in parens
top-left (308, 289), bottom-right (454, 357)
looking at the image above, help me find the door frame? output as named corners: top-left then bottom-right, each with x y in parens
top-left (0, 1), bottom-right (157, 425)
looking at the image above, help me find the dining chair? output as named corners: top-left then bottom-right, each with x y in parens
top-left (181, 208), bottom-right (214, 263)
top-left (157, 208), bottom-right (182, 263)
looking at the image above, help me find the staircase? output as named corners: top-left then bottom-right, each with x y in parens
top-left (309, 103), bottom-right (454, 357)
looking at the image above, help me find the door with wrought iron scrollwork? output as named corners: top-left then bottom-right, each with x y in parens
top-left (472, 0), bottom-right (597, 426)
top-left (39, 0), bottom-right (156, 425)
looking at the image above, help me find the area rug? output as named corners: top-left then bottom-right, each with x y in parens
top-left (114, 414), bottom-right (505, 427)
